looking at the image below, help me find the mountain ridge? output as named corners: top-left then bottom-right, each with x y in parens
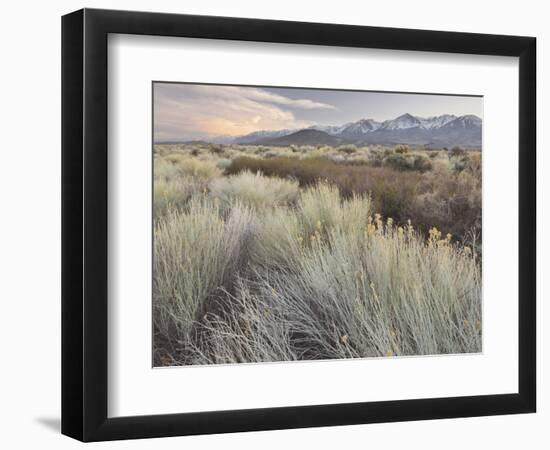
top-left (233, 113), bottom-right (482, 148)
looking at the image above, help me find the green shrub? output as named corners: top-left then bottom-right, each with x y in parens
top-left (383, 153), bottom-right (415, 171)
top-left (383, 153), bottom-right (433, 173)
top-left (216, 158), bottom-right (232, 171)
top-left (450, 156), bottom-right (468, 172)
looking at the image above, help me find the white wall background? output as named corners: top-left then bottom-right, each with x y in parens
top-left (0, 0), bottom-right (546, 448)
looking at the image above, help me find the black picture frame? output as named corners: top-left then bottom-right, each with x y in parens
top-left (61, 8), bottom-right (536, 442)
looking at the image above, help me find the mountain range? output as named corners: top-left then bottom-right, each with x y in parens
top-left (233, 113), bottom-right (482, 148)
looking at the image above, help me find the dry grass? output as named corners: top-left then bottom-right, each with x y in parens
top-left (152, 144), bottom-right (482, 365)
top-left (153, 167), bottom-right (481, 365)
top-left (225, 155), bottom-right (480, 238)
top-left (209, 170), bottom-right (300, 211)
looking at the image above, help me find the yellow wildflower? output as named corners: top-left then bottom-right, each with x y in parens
top-left (366, 223), bottom-right (376, 236)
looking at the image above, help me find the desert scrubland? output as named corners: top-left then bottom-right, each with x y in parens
top-left (153, 142), bottom-right (482, 366)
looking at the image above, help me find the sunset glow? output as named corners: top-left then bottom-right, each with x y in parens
top-left (153, 82), bottom-right (483, 143)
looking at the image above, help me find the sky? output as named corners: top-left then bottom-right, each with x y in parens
top-left (153, 82), bottom-right (483, 142)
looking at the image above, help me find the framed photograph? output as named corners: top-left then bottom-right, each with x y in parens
top-left (61, 8), bottom-right (536, 442)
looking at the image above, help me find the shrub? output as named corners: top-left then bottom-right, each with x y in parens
top-left (413, 167), bottom-right (481, 239)
top-left (209, 143), bottom-right (224, 155)
top-left (383, 153), bottom-right (415, 171)
top-left (153, 199), bottom-right (256, 346)
top-left (224, 154), bottom-right (479, 240)
top-left (163, 153), bottom-right (222, 179)
top-left (154, 158), bottom-right (208, 218)
top-left (327, 154), bottom-right (345, 163)
top-left (167, 205), bottom-right (481, 364)
top-left (250, 218), bottom-right (481, 359)
top-left (450, 156), bottom-right (469, 172)
top-left (154, 176), bottom-right (198, 219)
top-left (368, 150), bottom-right (385, 167)
top-left (413, 154), bottom-right (433, 172)
top-left (216, 158), bottom-right (232, 171)
top-left (155, 158), bottom-right (180, 182)
top-left (383, 153), bottom-right (433, 173)
top-left (464, 152), bottom-right (482, 178)
top-left (338, 144), bottom-right (357, 155)
top-left (395, 144), bottom-right (409, 154)
top-left (449, 145), bottom-right (466, 157)
top-left (263, 150), bottom-right (280, 159)
top-left (209, 170), bottom-right (300, 211)
top-left (226, 156), bottom-right (421, 227)
top-left (300, 146), bottom-right (331, 160)
top-left (297, 145), bottom-right (317, 154)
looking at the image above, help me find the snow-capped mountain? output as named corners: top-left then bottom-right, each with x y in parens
top-left (441, 114), bottom-right (482, 129)
top-left (308, 123), bottom-right (350, 135)
top-left (418, 114), bottom-right (457, 130)
top-left (232, 113), bottom-right (482, 148)
top-left (338, 119), bottom-right (382, 136)
top-left (379, 113), bottom-right (423, 131)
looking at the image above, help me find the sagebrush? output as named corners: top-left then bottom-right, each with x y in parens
top-left (153, 145), bottom-right (482, 366)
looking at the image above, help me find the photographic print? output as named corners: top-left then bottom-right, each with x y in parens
top-left (152, 82), bottom-right (482, 367)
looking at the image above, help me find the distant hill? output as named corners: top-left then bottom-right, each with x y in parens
top-left (234, 128), bottom-right (298, 145)
top-left (231, 113), bottom-right (482, 148)
top-left (155, 140), bottom-right (211, 145)
top-left (254, 129), bottom-right (347, 146)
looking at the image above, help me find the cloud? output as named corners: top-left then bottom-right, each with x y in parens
top-left (240, 88), bottom-right (337, 110)
top-left (154, 84), bottom-right (335, 141)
